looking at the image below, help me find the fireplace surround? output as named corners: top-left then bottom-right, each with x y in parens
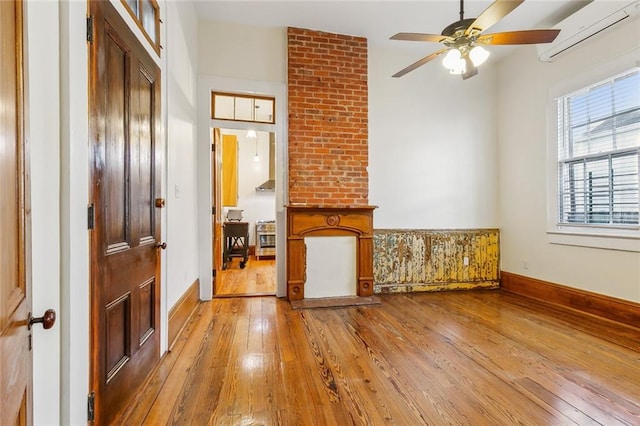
top-left (285, 205), bottom-right (376, 301)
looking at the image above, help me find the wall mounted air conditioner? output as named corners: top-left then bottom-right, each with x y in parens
top-left (538, 0), bottom-right (640, 62)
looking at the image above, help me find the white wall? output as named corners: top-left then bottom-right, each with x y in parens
top-left (497, 17), bottom-right (640, 302)
top-left (58, 1), bottom-right (90, 423)
top-left (369, 46), bottom-right (499, 229)
top-left (221, 129), bottom-right (275, 246)
top-left (25, 1), bottom-right (61, 423)
top-left (165, 1), bottom-right (200, 310)
top-left (197, 20), bottom-right (288, 298)
top-left (198, 20), bottom-right (286, 82)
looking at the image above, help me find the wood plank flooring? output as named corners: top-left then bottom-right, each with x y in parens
top-left (120, 291), bottom-right (640, 425)
top-left (215, 257), bottom-right (276, 296)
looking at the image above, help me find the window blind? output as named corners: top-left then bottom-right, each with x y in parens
top-left (557, 69), bottom-right (640, 226)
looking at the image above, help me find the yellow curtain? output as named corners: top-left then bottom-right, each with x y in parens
top-left (222, 134), bottom-right (238, 206)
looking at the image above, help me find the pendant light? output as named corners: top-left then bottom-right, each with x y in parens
top-left (247, 130), bottom-right (259, 162)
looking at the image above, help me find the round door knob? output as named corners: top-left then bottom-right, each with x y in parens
top-left (156, 242), bottom-right (167, 250)
top-left (29, 309), bottom-right (56, 330)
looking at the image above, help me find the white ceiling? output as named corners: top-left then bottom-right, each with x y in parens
top-left (192, 0), bottom-right (593, 58)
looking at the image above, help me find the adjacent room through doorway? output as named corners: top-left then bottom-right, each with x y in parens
top-left (212, 128), bottom-right (277, 297)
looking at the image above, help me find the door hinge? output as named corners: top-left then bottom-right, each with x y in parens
top-left (87, 392), bottom-right (95, 422)
top-left (86, 15), bottom-right (94, 43)
top-left (211, 144), bottom-right (215, 152)
top-left (88, 204), bottom-right (95, 230)
top-left (212, 206), bottom-right (215, 215)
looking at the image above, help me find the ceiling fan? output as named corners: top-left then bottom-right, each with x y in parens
top-left (390, 0), bottom-right (561, 79)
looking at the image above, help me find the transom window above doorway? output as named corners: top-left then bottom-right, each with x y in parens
top-left (212, 92), bottom-right (276, 124)
top-left (121, 0), bottom-right (160, 54)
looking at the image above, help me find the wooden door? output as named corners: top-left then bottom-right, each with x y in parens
top-left (88, 1), bottom-right (162, 423)
top-left (212, 128), bottom-right (223, 291)
top-left (0, 0), bottom-right (31, 424)
top-left (221, 134), bottom-right (238, 206)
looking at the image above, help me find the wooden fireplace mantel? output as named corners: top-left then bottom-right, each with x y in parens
top-left (285, 205), bottom-right (376, 301)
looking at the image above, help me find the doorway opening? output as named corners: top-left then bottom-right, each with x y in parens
top-left (212, 127), bottom-right (277, 297)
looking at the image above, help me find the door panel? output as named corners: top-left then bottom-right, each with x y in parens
top-left (105, 294), bottom-right (129, 381)
top-left (137, 67), bottom-right (155, 243)
top-left (89, 1), bottom-right (162, 423)
top-left (138, 279), bottom-right (154, 343)
top-left (0, 0), bottom-right (31, 424)
top-left (104, 26), bottom-right (130, 251)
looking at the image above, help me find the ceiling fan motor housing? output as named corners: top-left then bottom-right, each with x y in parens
top-left (441, 18), bottom-right (477, 38)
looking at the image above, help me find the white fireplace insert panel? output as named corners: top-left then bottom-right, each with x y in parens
top-left (304, 236), bottom-right (357, 299)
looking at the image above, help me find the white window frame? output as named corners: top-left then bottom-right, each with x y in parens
top-left (546, 50), bottom-right (640, 252)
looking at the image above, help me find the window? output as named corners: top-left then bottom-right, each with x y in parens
top-left (121, 0), bottom-right (160, 54)
top-left (211, 92), bottom-right (276, 124)
top-left (556, 69), bottom-right (640, 228)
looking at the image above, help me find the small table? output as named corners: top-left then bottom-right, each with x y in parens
top-left (223, 222), bottom-right (249, 269)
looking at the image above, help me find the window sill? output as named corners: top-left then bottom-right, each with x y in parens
top-left (547, 227), bottom-right (640, 252)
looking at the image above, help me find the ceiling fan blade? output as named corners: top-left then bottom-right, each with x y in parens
top-left (465, 0), bottom-right (524, 35)
top-left (476, 29), bottom-right (561, 45)
top-left (392, 48), bottom-right (448, 78)
top-left (390, 32), bottom-right (453, 43)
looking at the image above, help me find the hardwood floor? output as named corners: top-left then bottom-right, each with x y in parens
top-left (215, 256), bottom-right (276, 296)
top-left (120, 291), bottom-right (640, 425)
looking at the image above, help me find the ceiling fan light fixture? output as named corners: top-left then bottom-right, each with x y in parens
top-left (449, 60), bottom-right (466, 75)
top-left (469, 45), bottom-right (490, 67)
top-left (391, 0), bottom-right (560, 78)
top-left (442, 48), bottom-right (462, 69)
top-left (443, 49), bottom-right (466, 74)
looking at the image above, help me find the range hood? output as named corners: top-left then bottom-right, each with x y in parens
top-left (256, 132), bottom-right (275, 192)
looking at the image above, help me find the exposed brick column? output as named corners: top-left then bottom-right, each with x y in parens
top-left (287, 27), bottom-right (369, 206)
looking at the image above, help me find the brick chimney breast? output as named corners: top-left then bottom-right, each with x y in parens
top-left (287, 27), bottom-right (369, 207)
